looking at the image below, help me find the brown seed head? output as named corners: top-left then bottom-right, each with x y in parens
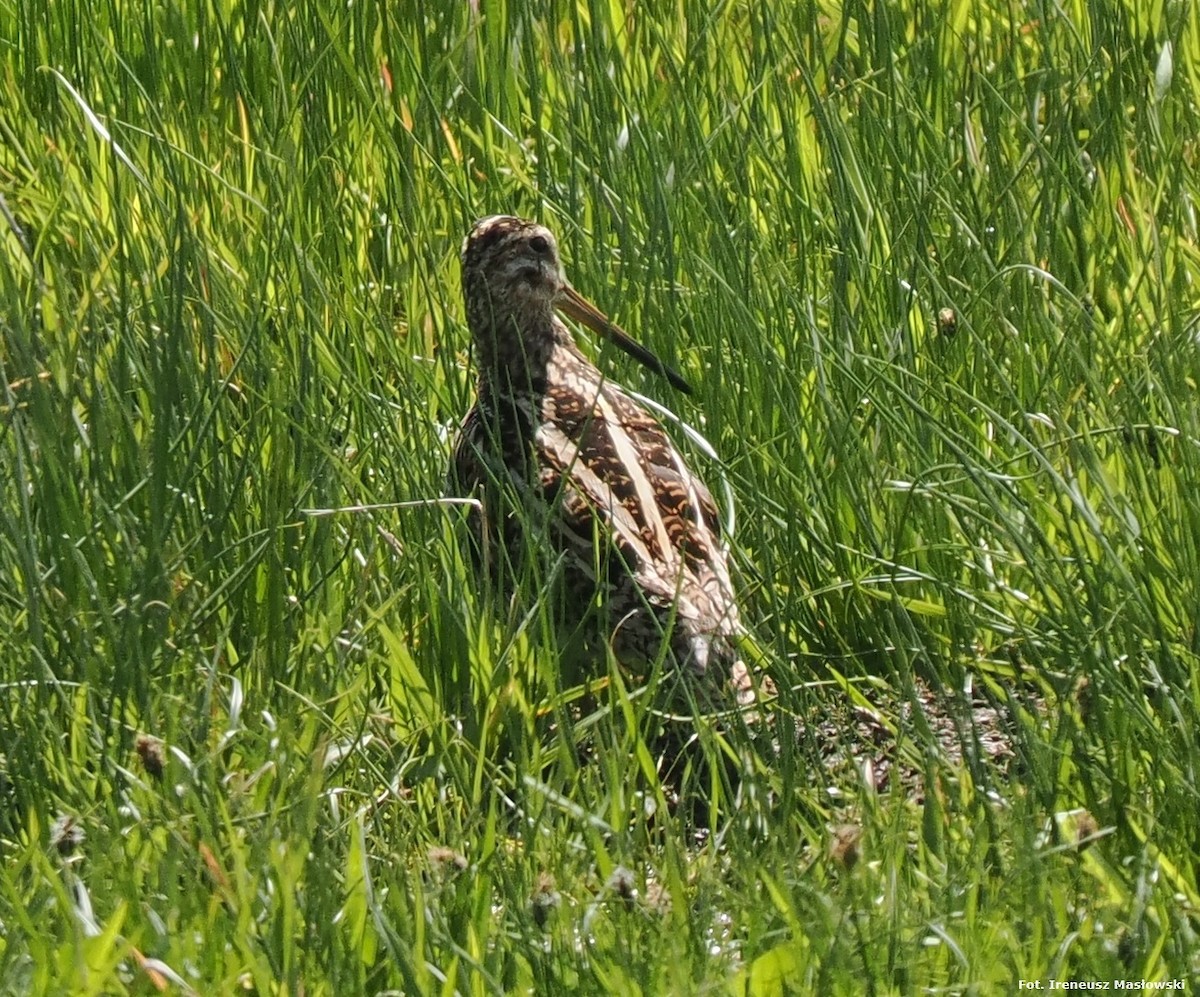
top-left (829, 822), bottom-right (863, 870)
top-left (530, 871), bottom-right (561, 928)
top-left (1073, 810), bottom-right (1100, 850)
top-left (136, 735), bottom-right (166, 778)
top-left (51, 813), bottom-right (85, 856)
top-left (605, 865), bottom-right (638, 906)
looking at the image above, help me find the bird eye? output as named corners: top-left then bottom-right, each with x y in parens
top-left (529, 235), bottom-right (550, 254)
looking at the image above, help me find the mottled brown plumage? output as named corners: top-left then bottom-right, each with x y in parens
top-left (448, 215), bottom-right (749, 698)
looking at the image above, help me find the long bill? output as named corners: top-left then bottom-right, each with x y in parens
top-left (557, 285), bottom-right (693, 395)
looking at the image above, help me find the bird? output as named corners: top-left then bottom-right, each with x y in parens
top-left (447, 215), bottom-right (755, 706)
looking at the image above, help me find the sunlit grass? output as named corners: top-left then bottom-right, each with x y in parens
top-left (2, 0), bottom-right (1199, 991)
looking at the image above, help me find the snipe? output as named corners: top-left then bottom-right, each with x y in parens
top-left (448, 215), bottom-right (753, 703)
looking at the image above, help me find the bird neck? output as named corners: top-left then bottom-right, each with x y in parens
top-left (470, 300), bottom-right (565, 401)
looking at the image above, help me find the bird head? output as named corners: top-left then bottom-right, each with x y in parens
top-left (461, 215), bottom-right (692, 394)
top-left (461, 215), bottom-right (567, 317)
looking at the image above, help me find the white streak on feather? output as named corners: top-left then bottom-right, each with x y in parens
top-left (592, 386), bottom-right (675, 567)
top-left (536, 422), bottom-right (656, 570)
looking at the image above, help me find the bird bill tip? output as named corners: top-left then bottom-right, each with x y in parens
top-left (557, 287), bottom-right (693, 395)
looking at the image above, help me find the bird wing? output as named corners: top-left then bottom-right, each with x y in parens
top-left (537, 368), bottom-right (739, 635)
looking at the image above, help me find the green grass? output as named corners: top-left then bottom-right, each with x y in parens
top-left (2, 0), bottom-right (1200, 992)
